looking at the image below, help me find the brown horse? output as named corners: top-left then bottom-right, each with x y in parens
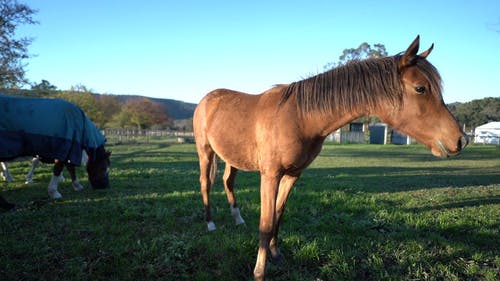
top-left (193, 36), bottom-right (467, 280)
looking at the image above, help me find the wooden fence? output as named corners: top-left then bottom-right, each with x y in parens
top-left (103, 129), bottom-right (194, 143)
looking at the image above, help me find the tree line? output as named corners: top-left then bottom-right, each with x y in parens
top-left (448, 97), bottom-right (500, 131)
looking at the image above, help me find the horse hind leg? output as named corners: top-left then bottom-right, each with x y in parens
top-left (198, 148), bottom-right (217, 231)
top-left (1, 162), bottom-right (14, 182)
top-left (223, 165), bottom-right (245, 226)
top-left (25, 157), bottom-right (40, 184)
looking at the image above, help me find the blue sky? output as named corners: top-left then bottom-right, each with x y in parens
top-left (18, 0), bottom-right (500, 104)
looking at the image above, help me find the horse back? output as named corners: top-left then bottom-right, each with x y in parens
top-left (0, 95), bottom-right (81, 135)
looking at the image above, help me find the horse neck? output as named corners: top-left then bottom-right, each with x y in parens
top-left (85, 145), bottom-right (104, 163)
top-left (279, 89), bottom-right (368, 139)
top-left (302, 108), bottom-right (367, 138)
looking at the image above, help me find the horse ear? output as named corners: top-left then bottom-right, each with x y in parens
top-left (399, 35), bottom-right (420, 68)
top-left (418, 43), bottom-right (434, 59)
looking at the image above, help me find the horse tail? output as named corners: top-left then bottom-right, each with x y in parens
top-left (209, 153), bottom-right (218, 186)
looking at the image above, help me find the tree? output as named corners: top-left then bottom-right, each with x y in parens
top-left (109, 109), bottom-right (132, 129)
top-left (448, 97), bottom-right (500, 131)
top-left (121, 98), bottom-right (169, 129)
top-left (95, 94), bottom-right (121, 128)
top-left (70, 83), bottom-right (93, 93)
top-left (31, 79), bottom-right (57, 95)
top-left (324, 42), bottom-right (388, 70)
top-left (57, 88), bottom-right (104, 127)
top-left (0, 0), bottom-right (37, 88)
top-left (32, 79), bottom-right (56, 90)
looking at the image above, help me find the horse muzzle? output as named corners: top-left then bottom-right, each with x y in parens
top-left (90, 177), bottom-right (109, 189)
top-left (435, 134), bottom-right (468, 158)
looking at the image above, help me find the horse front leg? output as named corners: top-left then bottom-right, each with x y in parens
top-left (269, 174), bottom-right (299, 263)
top-left (48, 161), bottom-right (64, 199)
top-left (65, 163), bottom-right (84, 192)
top-left (254, 172), bottom-right (280, 281)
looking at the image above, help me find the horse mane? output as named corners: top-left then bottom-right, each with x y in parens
top-left (280, 55), bottom-right (442, 115)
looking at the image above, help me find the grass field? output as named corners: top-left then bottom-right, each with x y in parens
top-left (1, 139), bottom-right (499, 281)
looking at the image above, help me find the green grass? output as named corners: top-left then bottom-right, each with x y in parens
top-left (1, 140), bottom-right (499, 281)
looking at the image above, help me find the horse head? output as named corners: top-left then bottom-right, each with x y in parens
top-left (377, 35), bottom-right (468, 158)
top-left (86, 146), bottom-right (111, 189)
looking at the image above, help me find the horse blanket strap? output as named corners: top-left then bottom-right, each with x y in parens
top-left (0, 94), bottom-right (106, 165)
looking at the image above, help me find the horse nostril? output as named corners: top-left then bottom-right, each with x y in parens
top-left (458, 135), bottom-right (468, 151)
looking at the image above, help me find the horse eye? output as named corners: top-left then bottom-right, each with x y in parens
top-left (415, 86), bottom-right (426, 94)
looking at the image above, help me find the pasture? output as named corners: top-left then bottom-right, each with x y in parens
top-left (1, 139), bottom-right (499, 281)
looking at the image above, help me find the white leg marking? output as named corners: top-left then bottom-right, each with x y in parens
top-left (48, 175), bottom-right (62, 199)
top-left (25, 157), bottom-right (39, 184)
top-left (2, 170), bottom-right (14, 182)
top-left (72, 180), bottom-right (85, 192)
top-left (207, 221), bottom-right (217, 231)
top-left (1, 162), bottom-right (14, 182)
top-left (231, 206), bottom-right (246, 225)
top-left (57, 174), bottom-right (65, 181)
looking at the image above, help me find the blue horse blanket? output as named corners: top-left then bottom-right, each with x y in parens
top-left (0, 94), bottom-right (106, 165)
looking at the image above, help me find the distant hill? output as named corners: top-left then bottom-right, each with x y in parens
top-left (114, 95), bottom-right (197, 120)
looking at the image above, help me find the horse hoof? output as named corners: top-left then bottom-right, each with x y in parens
top-left (207, 221), bottom-right (217, 231)
top-left (2, 174), bottom-right (14, 182)
top-left (49, 190), bottom-right (62, 200)
top-left (230, 207), bottom-right (245, 225)
top-left (235, 217), bottom-right (246, 226)
top-left (72, 181), bottom-right (85, 192)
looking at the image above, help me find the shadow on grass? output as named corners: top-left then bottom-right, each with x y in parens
top-left (2, 172), bottom-right (498, 280)
top-left (299, 165), bottom-right (500, 193)
top-left (320, 144), bottom-right (500, 161)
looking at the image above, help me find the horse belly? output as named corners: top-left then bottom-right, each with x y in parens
top-left (207, 123), bottom-right (259, 171)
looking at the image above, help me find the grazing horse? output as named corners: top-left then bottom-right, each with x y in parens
top-left (0, 94), bottom-right (111, 206)
top-left (193, 36), bottom-right (468, 280)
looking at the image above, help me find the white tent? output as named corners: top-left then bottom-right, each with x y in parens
top-left (474, 122), bottom-right (500, 145)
